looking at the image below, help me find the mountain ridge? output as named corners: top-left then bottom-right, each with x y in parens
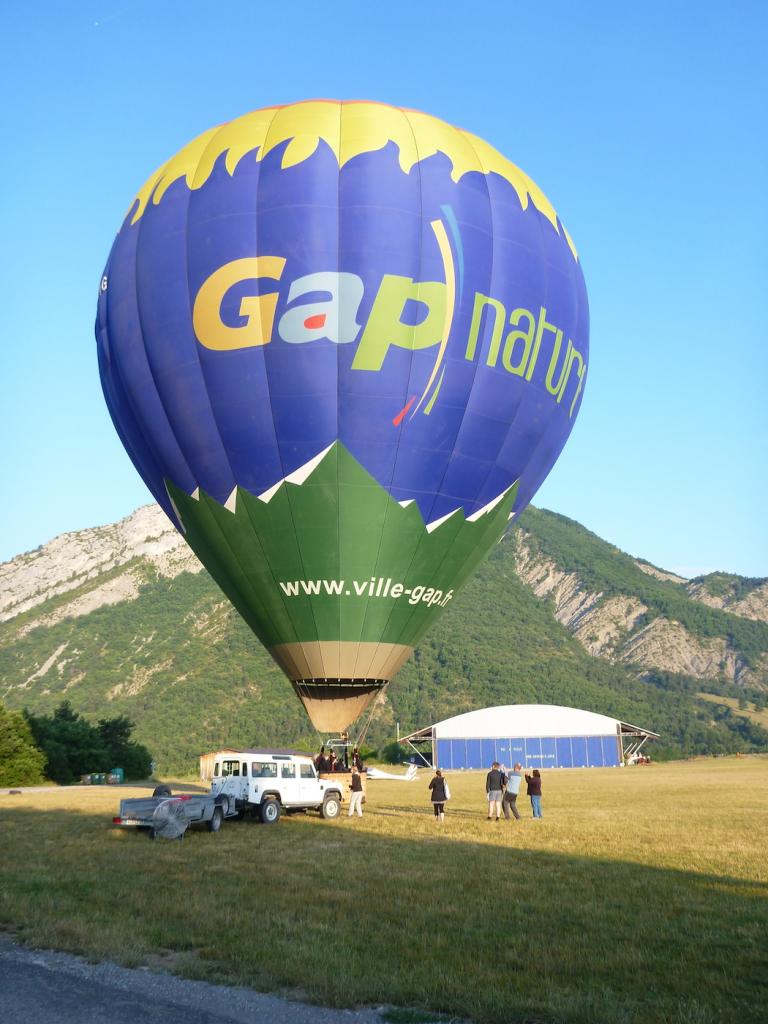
top-left (1, 503), bottom-right (766, 771)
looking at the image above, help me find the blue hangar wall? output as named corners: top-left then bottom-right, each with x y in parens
top-left (436, 735), bottom-right (622, 769)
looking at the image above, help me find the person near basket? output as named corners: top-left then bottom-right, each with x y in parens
top-left (348, 766), bottom-right (364, 817)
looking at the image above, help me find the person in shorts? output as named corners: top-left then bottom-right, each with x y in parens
top-left (485, 761), bottom-right (504, 821)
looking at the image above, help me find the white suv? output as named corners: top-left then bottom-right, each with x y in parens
top-left (209, 749), bottom-right (344, 824)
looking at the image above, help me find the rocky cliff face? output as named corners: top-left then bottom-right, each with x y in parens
top-left (512, 532), bottom-right (765, 688)
top-left (0, 506), bottom-right (201, 632)
top-left (632, 562), bottom-right (768, 626)
top-left (685, 580), bottom-right (768, 624)
top-left (513, 538), bottom-right (648, 659)
top-left (618, 619), bottom-right (763, 685)
top-left (635, 562), bottom-right (687, 585)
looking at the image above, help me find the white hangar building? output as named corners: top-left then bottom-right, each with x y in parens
top-left (402, 704), bottom-right (658, 769)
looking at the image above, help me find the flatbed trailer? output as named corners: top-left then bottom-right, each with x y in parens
top-left (113, 792), bottom-right (235, 838)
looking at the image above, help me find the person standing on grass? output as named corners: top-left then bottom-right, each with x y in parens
top-left (525, 768), bottom-right (543, 818)
top-left (502, 762), bottom-right (523, 820)
top-left (348, 765), bottom-right (364, 817)
top-left (429, 768), bottom-right (448, 824)
top-left (485, 761), bottom-right (504, 821)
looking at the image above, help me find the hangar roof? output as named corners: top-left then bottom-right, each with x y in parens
top-left (402, 704), bottom-right (659, 741)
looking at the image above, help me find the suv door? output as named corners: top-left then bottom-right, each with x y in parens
top-left (298, 761), bottom-right (323, 806)
top-left (212, 758), bottom-right (243, 804)
top-left (279, 762), bottom-right (301, 805)
top-left (250, 761), bottom-right (278, 804)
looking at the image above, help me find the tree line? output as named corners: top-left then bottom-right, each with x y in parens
top-left (0, 700), bottom-right (151, 787)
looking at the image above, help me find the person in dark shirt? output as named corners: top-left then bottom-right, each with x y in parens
top-left (428, 768), bottom-right (448, 824)
top-left (485, 761), bottom-right (504, 821)
top-left (351, 747), bottom-right (363, 771)
top-left (525, 768), bottom-right (543, 818)
top-left (348, 766), bottom-right (364, 817)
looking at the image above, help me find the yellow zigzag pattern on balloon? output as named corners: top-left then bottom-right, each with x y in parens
top-left (130, 100), bottom-right (578, 260)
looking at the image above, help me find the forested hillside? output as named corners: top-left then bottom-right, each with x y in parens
top-left (2, 503), bottom-right (767, 773)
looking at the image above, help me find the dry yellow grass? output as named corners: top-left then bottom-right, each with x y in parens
top-left (1, 757), bottom-right (766, 1024)
top-left (696, 691), bottom-right (768, 730)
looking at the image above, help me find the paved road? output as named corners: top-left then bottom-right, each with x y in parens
top-left (0, 938), bottom-right (385, 1024)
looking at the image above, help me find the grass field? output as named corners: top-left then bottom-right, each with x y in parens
top-left (1, 757), bottom-right (767, 1024)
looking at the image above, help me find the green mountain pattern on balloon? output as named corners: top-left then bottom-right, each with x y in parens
top-left (166, 443), bottom-right (518, 651)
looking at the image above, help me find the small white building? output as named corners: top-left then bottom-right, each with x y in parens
top-left (402, 704), bottom-right (658, 769)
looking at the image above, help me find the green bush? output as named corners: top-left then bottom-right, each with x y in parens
top-left (381, 741), bottom-right (405, 764)
top-left (0, 702), bottom-right (46, 786)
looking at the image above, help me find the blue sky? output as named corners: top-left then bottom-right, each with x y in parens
top-left (1, 2), bottom-right (766, 576)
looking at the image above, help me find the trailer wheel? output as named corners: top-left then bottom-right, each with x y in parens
top-left (208, 807), bottom-right (224, 832)
top-left (320, 794), bottom-right (341, 820)
top-left (260, 798), bottom-right (281, 825)
top-left (152, 784), bottom-right (172, 797)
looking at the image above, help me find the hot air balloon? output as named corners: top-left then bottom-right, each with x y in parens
top-left (96, 100), bottom-right (588, 733)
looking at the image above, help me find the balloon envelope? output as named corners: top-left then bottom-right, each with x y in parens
top-left (96, 100), bottom-right (589, 731)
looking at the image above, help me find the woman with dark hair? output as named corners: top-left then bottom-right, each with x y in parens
top-left (525, 768), bottom-right (543, 818)
top-left (428, 768), bottom-right (449, 824)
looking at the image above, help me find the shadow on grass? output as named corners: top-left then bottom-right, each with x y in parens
top-left (373, 801), bottom-right (532, 822)
top-left (0, 805), bottom-right (766, 1024)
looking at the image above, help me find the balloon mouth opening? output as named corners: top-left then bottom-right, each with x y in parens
top-left (291, 679), bottom-right (386, 733)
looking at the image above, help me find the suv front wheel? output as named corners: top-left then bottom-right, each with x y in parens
top-left (260, 798), bottom-right (281, 824)
top-left (320, 794), bottom-right (341, 819)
